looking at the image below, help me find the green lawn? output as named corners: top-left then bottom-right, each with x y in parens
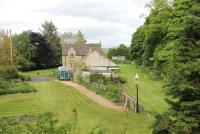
top-left (0, 81), bottom-right (153, 134)
top-left (0, 64), bottom-right (168, 133)
top-left (21, 68), bottom-right (57, 77)
top-left (117, 63), bottom-right (168, 113)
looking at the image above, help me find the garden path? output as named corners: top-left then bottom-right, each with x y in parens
top-left (58, 81), bottom-right (124, 112)
top-left (28, 77), bottom-right (57, 83)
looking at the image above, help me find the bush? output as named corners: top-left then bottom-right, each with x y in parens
top-left (106, 83), bottom-right (119, 93)
top-left (0, 89), bottom-right (6, 95)
top-left (6, 88), bottom-right (19, 94)
top-left (14, 83), bottom-right (37, 93)
top-left (89, 73), bottom-right (109, 85)
top-left (0, 66), bottom-right (19, 80)
top-left (85, 82), bottom-right (121, 103)
top-left (80, 73), bottom-right (122, 103)
top-left (0, 79), bottom-right (10, 89)
top-left (105, 92), bottom-right (120, 103)
top-left (0, 112), bottom-right (73, 134)
top-left (151, 70), bottom-right (163, 80)
top-left (77, 76), bottom-right (86, 84)
top-left (24, 75), bottom-right (32, 81)
top-left (0, 66), bottom-right (31, 82)
top-left (112, 76), bottom-right (127, 84)
top-left (48, 70), bottom-right (58, 78)
top-left (0, 79), bottom-right (36, 95)
top-left (112, 59), bottom-right (131, 64)
top-left (18, 74), bottom-right (25, 81)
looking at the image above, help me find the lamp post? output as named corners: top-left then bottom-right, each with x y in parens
top-left (134, 74), bottom-right (139, 113)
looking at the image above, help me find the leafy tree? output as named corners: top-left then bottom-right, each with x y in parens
top-left (13, 31), bottom-right (37, 70)
top-left (41, 21), bottom-right (61, 65)
top-left (61, 30), bottom-right (87, 45)
top-left (107, 44), bottom-right (131, 60)
top-left (130, 0), bottom-right (200, 133)
top-left (150, 0), bottom-right (200, 133)
top-left (131, 0), bottom-right (172, 67)
top-left (107, 48), bottom-right (117, 59)
top-left (0, 34), bottom-right (16, 66)
top-left (30, 32), bottom-right (54, 68)
top-left (75, 30), bottom-right (87, 44)
top-left (61, 32), bottom-right (76, 44)
top-left (130, 26), bottom-right (145, 65)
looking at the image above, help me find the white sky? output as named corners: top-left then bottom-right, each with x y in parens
top-left (0, 0), bottom-right (150, 48)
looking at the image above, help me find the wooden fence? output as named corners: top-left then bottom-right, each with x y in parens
top-left (120, 92), bottom-right (144, 112)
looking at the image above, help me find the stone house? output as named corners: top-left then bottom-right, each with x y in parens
top-left (62, 43), bottom-right (118, 79)
top-left (62, 43), bottom-right (102, 69)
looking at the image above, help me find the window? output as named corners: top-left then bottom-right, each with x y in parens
top-left (70, 53), bottom-right (74, 58)
top-left (70, 62), bottom-right (74, 68)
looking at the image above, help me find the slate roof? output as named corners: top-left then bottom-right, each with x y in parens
top-left (62, 43), bottom-right (101, 56)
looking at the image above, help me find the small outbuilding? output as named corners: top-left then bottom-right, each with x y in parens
top-left (58, 66), bottom-right (70, 80)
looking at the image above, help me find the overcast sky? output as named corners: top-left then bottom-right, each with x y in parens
top-left (0, 0), bottom-right (150, 48)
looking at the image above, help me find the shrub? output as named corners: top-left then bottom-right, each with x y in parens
top-left (112, 59), bottom-right (131, 64)
top-left (112, 76), bottom-right (127, 84)
top-left (0, 66), bottom-right (19, 80)
top-left (18, 74), bottom-right (25, 81)
top-left (106, 83), bottom-right (119, 93)
top-left (24, 75), bottom-right (32, 81)
top-left (81, 74), bottom-right (122, 103)
top-left (151, 70), bottom-right (163, 80)
top-left (14, 83), bottom-right (37, 93)
top-left (48, 70), bottom-right (58, 78)
top-left (69, 71), bottom-right (74, 80)
top-left (105, 92), bottom-right (120, 103)
top-left (86, 83), bottom-right (121, 103)
top-left (89, 73), bottom-right (109, 85)
top-left (6, 88), bottom-right (19, 94)
top-left (0, 112), bottom-right (73, 134)
top-left (0, 66), bottom-right (32, 82)
top-left (0, 89), bottom-right (6, 95)
top-left (77, 76), bottom-right (86, 84)
top-left (0, 79), bottom-right (36, 95)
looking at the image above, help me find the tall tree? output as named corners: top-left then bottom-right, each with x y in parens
top-left (30, 32), bottom-right (54, 68)
top-left (130, 26), bottom-right (145, 65)
top-left (131, 0), bottom-right (172, 67)
top-left (74, 30), bottom-right (87, 44)
top-left (130, 0), bottom-right (200, 133)
top-left (107, 44), bottom-right (131, 60)
top-left (151, 0), bottom-right (200, 133)
top-left (61, 31), bottom-right (87, 45)
top-left (41, 21), bottom-right (61, 65)
top-left (61, 32), bottom-right (76, 44)
top-left (0, 33), bottom-right (16, 66)
top-left (13, 31), bottom-right (37, 70)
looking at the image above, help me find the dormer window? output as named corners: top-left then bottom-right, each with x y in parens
top-left (70, 53), bottom-right (74, 58)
